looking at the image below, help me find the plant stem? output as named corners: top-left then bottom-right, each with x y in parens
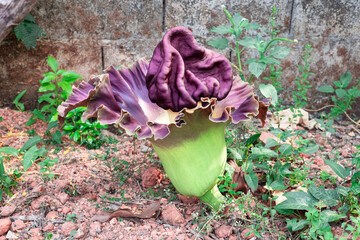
top-left (264, 38), bottom-right (295, 52)
top-left (199, 184), bottom-right (226, 210)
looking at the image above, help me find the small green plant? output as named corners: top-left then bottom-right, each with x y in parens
top-left (293, 44), bottom-right (314, 109)
top-left (37, 56), bottom-right (82, 121)
top-left (318, 71), bottom-right (360, 119)
top-left (66, 213), bottom-right (77, 222)
top-left (208, 7), bottom-right (294, 82)
top-left (44, 232), bottom-right (53, 240)
top-left (65, 181), bottom-right (81, 196)
top-left (62, 107), bottom-right (108, 149)
top-left (13, 14), bottom-right (44, 50)
top-left (13, 89), bottom-right (27, 111)
top-left (37, 157), bottom-right (59, 180)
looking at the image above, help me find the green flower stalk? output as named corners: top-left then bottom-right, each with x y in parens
top-left (58, 27), bottom-right (267, 210)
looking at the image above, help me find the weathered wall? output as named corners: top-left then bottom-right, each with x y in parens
top-left (0, 0), bottom-right (359, 116)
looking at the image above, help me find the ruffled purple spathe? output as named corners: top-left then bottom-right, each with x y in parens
top-left (57, 26), bottom-right (267, 141)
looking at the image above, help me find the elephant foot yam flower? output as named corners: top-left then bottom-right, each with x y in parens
top-left (58, 26), bottom-right (268, 210)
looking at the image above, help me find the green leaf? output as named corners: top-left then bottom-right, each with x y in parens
top-left (51, 130), bottom-right (62, 144)
top-left (249, 62), bottom-right (266, 78)
top-left (245, 133), bottom-right (261, 147)
top-left (61, 71), bottom-right (82, 83)
top-left (244, 23), bottom-right (261, 30)
top-left (210, 26), bottom-right (234, 34)
top-left (238, 37), bottom-right (257, 49)
top-left (73, 131), bottom-right (80, 142)
top-left (265, 138), bottom-right (280, 149)
top-left (31, 109), bottom-right (46, 121)
top-left (301, 144), bottom-right (319, 155)
top-left (13, 89), bottom-right (27, 104)
top-left (39, 82), bottom-right (56, 92)
top-left (269, 46), bottom-right (290, 59)
top-left (232, 13), bottom-right (245, 27)
top-left (40, 72), bottom-right (56, 84)
top-left (250, 147), bottom-right (278, 159)
top-left (286, 219), bottom-right (309, 232)
top-left (25, 117), bottom-right (36, 127)
top-left (320, 210), bottom-right (346, 222)
top-left (207, 38), bottom-right (229, 50)
top-left (228, 148), bottom-right (243, 161)
top-left (0, 147), bottom-right (18, 156)
top-left (22, 145), bottom-right (38, 171)
top-left (270, 180), bottom-right (287, 190)
top-left (20, 135), bottom-right (42, 153)
top-left (259, 57), bottom-right (280, 65)
top-left (339, 71), bottom-right (351, 88)
top-left (318, 85), bottom-right (334, 93)
top-left (278, 144), bottom-right (293, 155)
top-left (335, 88), bottom-right (347, 99)
top-left (38, 93), bottom-right (54, 104)
top-left (308, 184), bottom-right (339, 207)
top-left (58, 81), bottom-right (72, 96)
top-left (47, 56), bottom-right (58, 72)
top-left (259, 84), bottom-right (278, 105)
top-left (275, 191), bottom-right (317, 211)
top-left (46, 121), bottom-right (58, 134)
top-left (324, 159), bottom-right (350, 179)
top-left (245, 170), bottom-right (258, 190)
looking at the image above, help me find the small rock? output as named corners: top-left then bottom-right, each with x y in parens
top-left (61, 222), bottom-right (77, 236)
top-left (109, 218), bottom-right (117, 225)
top-left (0, 218), bottom-right (11, 236)
top-left (46, 211), bottom-right (58, 220)
top-left (43, 223), bottom-right (54, 232)
top-left (241, 228), bottom-right (255, 240)
top-left (57, 193), bottom-right (70, 205)
top-left (32, 184), bottom-right (44, 193)
top-left (162, 204), bottom-right (186, 226)
top-left (0, 205), bottom-right (16, 217)
top-left (5, 230), bottom-right (17, 239)
top-left (11, 220), bottom-right (26, 231)
top-left (62, 206), bottom-right (71, 214)
top-left (29, 228), bottom-right (41, 236)
top-left (30, 196), bottom-right (47, 210)
top-left (215, 225), bottom-right (233, 238)
top-left (229, 235), bottom-right (237, 240)
top-left (178, 195), bottom-right (198, 204)
top-left (74, 228), bottom-right (85, 239)
top-left (314, 158), bottom-right (325, 166)
top-left (142, 167), bottom-right (163, 188)
top-left (89, 222), bottom-right (101, 237)
top-left (140, 145), bottom-right (152, 153)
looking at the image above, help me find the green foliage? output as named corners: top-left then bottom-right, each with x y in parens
top-left (318, 71), bottom-right (360, 118)
top-left (293, 44), bottom-right (314, 108)
top-left (37, 56), bottom-right (82, 121)
top-left (62, 107), bottom-right (108, 149)
top-left (66, 213), bottom-right (77, 222)
top-left (13, 90), bottom-right (27, 111)
top-left (208, 7), bottom-right (294, 83)
top-left (13, 14), bottom-right (44, 50)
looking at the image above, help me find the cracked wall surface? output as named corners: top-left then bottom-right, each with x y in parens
top-left (0, 0), bottom-right (359, 117)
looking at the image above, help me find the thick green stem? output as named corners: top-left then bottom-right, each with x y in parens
top-left (150, 109), bottom-right (228, 206)
top-left (199, 184), bottom-right (226, 210)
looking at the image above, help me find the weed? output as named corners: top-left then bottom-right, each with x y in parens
top-left (318, 71), bottom-right (360, 120)
top-left (293, 44), bottom-right (314, 109)
top-left (12, 14), bottom-right (44, 50)
top-left (62, 107), bottom-right (108, 149)
top-left (66, 213), bottom-right (77, 222)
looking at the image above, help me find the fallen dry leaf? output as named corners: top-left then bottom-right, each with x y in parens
top-left (91, 201), bottom-right (161, 222)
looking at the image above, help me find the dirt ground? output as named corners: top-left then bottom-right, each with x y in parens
top-left (0, 107), bottom-right (359, 240)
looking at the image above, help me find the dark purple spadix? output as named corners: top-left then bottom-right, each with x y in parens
top-left (146, 26), bottom-right (233, 112)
